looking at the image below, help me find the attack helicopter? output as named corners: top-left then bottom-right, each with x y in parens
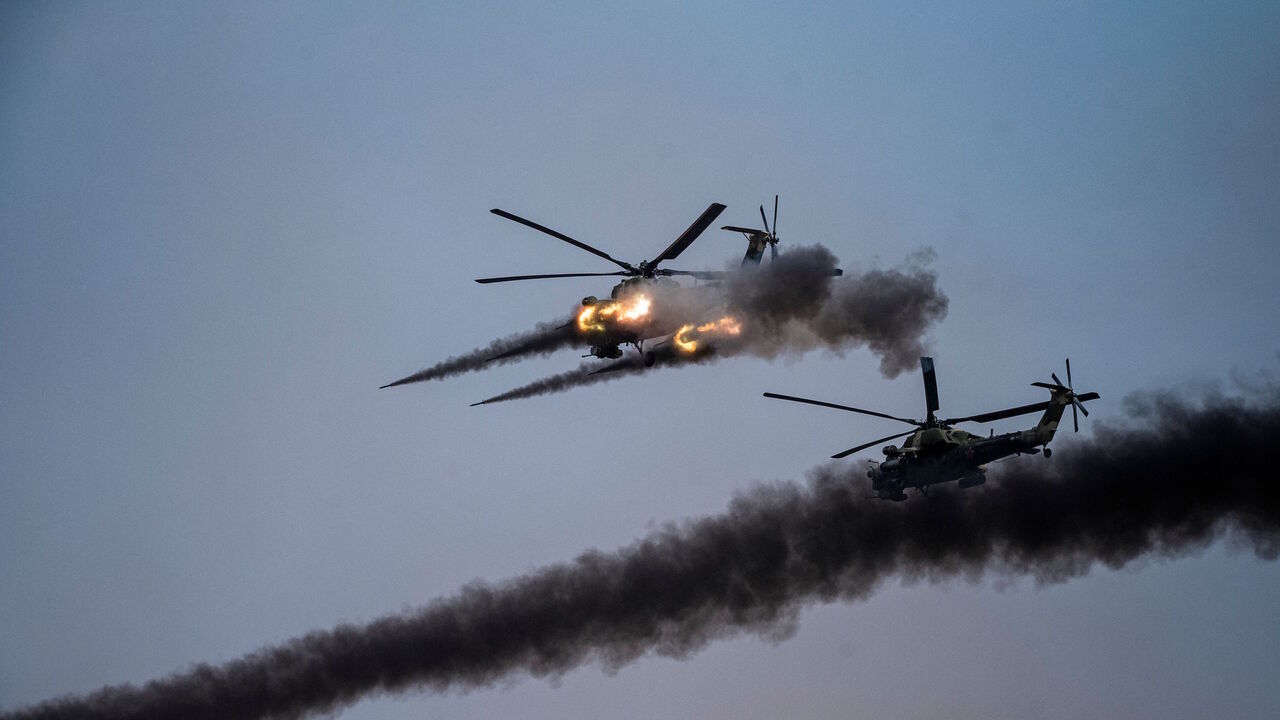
top-left (763, 357), bottom-right (1099, 501)
top-left (476, 202), bottom-right (727, 364)
top-left (478, 199), bottom-right (824, 366)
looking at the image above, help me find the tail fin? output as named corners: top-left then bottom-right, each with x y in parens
top-left (742, 236), bottom-right (769, 266)
top-left (1033, 388), bottom-right (1072, 435)
top-left (723, 196), bottom-right (779, 266)
top-left (721, 226), bottom-right (771, 266)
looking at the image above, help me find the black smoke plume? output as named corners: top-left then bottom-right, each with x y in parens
top-left (380, 318), bottom-right (576, 389)
top-left (721, 246), bottom-right (948, 377)
top-left (10, 383), bottom-right (1278, 720)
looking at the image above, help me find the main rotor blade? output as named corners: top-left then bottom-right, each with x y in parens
top-left (921, 357), bottom-right (940, 416)
top-left (474, 271), bottom-right (629, 284)
top-left (831, 430), bottom-right (916, 459)
top-left (490, 209), bottom-right (635, 272)
top-left (944, 400), bottom-right (1051, 425)
top-left (947, 390), bottom-right (1099, 426)
top-left (661, 269), bottom-right (728, 280)
top-left (649, 203), bottom-right (727, 267)
top-left (1031, 383), bottom-right (1098, 400)
top-left (763, 392), bottom-right (919, 426)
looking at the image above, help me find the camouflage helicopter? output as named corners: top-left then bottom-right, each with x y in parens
top-left (764, 357), bottom-right (1099, 501)
top-left (478, 200), bottom-right (827, 366)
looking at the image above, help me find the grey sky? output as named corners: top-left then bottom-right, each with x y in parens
top-left (3, 2), bottom-right (1279, 718)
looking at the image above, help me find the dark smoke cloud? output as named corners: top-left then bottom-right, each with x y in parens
top-left (722, 244), bottom-right (839, 326)
top-left (380, 318), bottom-right (576, 389)
top-left (9, 383), bottom-right (1279, 720)
top-left (723, 246), bottom-right (949, 377)
top-left (813, 252), bottom-right (950, 377)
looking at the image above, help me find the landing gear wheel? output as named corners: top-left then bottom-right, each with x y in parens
top-left (1043, 447), bottom-right (1052, 459)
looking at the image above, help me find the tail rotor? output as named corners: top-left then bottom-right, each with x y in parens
top-left (764, 195), bottom-right (779, 260)
top-left (1032, 358), bottom-right (1094, 432)
top-left (723, 195), bottom-right (780, 264)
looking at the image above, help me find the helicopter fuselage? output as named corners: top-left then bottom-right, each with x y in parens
top-left (868, 426), bottom-right (1059, 500)
top-left (576, 280), bottom-right (664, 359)
top-left (867, 397), bottom-right (1073, 501)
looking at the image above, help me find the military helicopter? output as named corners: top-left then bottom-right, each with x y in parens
top-left (763, 357), bottom-right (1100, 501)
top-left (476, 202), bottom-right (742, 364)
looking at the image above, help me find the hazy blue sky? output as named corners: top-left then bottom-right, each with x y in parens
top-left (3, 2), bottom-right (1279, 718)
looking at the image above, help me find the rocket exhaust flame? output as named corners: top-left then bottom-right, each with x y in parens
top-left (616, 295), bottom-right (651, 322)
top-left (576, 294), bottom-right (651, 334)
top-left (8, 382), bottom-right (1280, 720)
top-left (673, 316), bottom-right (742, 355)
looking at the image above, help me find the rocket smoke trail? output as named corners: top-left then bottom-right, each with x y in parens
top-left (9, 383), bottom-right (1279, 720)
top-left (470, 361), bottom-right (646, 405)
top-left (379, 318), bottom-right (576, 389)
top-left (721, 246), bottom-right (947, 377)
top-left (469, 345), bottom-right (719, 406)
